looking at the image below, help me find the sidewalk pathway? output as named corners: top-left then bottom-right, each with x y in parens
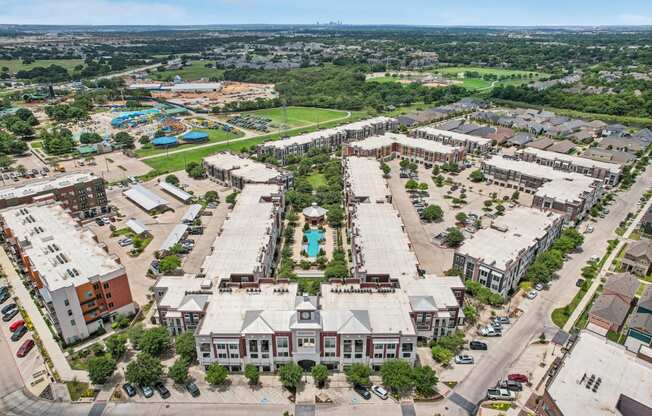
top-left (562, 194), bottom-right (652, 332)
top-left (0, 248), bottom-right (89, 382)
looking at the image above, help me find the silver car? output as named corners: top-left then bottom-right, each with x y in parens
top-left (371, 384), bottom-right (388, 400)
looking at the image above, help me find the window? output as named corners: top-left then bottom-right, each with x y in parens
top-left (106, 293), bottom-right (112, 299)
top-left (354, 339), bottom-right (364, 359)
top-left (103, 282), bottom-right (110, 289)
top-left (386, 343), bottom-right (396, 351)
top-left (298, 337), bottom-right (315, 348)
top-left (93, 283), bottom-right (99, 290)
top-left (276, 337), bottom-right (289, 349)
top-left (248, 340), bottom-right (258, 358)
top-left (108, 302), bottom-right (114, 308)
top-left (343, 340), bottom-right (352, 359)
top-left (200, 343), bottom-right (211, 352)
top-left (324, 337), bottom-right (336, 349)
top-left (261, 340), bottom-right (270, 359)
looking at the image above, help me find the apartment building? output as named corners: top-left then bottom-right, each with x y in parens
top-left (482, 155), bottom-right (603, 222)
top-left (257, 116), bottom-right (398, 163)
top-left (453, 207), bottom-right (563, 297)
top-left (1, 203), bottom-right (135, 344)
top-left (0, 173), bottom-right (108, 218)
top-left (413, 126), bottom-right (493, 153)
top-left (517, 148), bottom-right (622, 186)
top-left (343, 133), bottom-right (465, 166)
top-left (203, 152), bottom-right (293, 190)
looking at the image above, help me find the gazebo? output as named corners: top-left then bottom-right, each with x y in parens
top-left (302, 203), bottom-right (327, 226)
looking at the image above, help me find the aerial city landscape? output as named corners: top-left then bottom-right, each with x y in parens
top-left (0, 2), bottom-right (651, 416)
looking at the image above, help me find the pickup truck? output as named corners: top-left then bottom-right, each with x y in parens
top-left (486, 388), bottom-right (515, 401)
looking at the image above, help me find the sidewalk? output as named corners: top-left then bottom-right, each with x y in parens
top-left (562, 195), bottom-right (652, 332)
top-left (0, 247), bottom-right (89, 382)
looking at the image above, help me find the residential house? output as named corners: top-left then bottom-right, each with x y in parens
top-left (588, 273), bottom-right (639, 332)
top-left (625, 286), bottom-right (652, 353)
top-left (621, 240), bottom-right (652, 276)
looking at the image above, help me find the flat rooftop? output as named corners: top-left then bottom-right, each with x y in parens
top-left (344, 157), bottom-right (390, 202)
top-left (519, 147), bottom-right (621, 174)
top-left (1, 203), bottom-right (123, 291)
top-left (457, 207), bottom-right (561, 270)
top-left (0, 173), bottom-right (97, 201)
top-left (547, 331), bottom-right (652, 416)
top-left (352, 133), bottom-right (463, 154)
top-left (201, 184), bottom-right (280, 282)
top-left (204, 152), bottom-right (284, 183)
top-left (417, 126), bottom-right (493, 145)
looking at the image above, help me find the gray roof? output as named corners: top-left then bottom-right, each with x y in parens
top-left (454, 123), bottom-right (482, 134)
top-left (547, 140), bottom-right (576, 154)
top-left (634, 128), bottom-right (652, 140)
top-left (590, 292), bottom-right (631, 326)
top-left (604, 273), bottom-right (639, 299)
top-left (626, 240), bottom-right (652, 262)
top-left (629, 286), bottom-right (652, 335)
top-left (527, 137), bottom-right (555, 150)
top-left (508, 132), bottom-right (534, 146)
top-left (437, 119), bottom-right (464, 131)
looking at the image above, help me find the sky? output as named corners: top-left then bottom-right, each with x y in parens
top-left (0, 0), bottom-right (651, 26)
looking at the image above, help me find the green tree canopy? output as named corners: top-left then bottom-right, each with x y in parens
top-left (244, 364), bottom-right (260, 386)
top-left (168, 357), bottom-right (190, 384)
top-left (175, 332), bottom-right (196, 362)
top-left (278, 362), bottom-right (303, 391)
top-left (88, 356), bottom-right (117, 385)
top-left (139, 327), bottom-right (171, 357)
top-left (311, 363), bottom-right (329, 388)
top-left (345, 363), bottom-right (371, 387)
top-left (125, 353), bottom-right (163, 386)
top-left (380, 359), bottom-right (414, 396)
top-left (205, 363), bottom-right (229, 386)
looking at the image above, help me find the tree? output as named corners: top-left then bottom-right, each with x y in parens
top-left (495, 204), bottom-right (505, 215)
top-left (445, 227), bottom-right (464, 247)
top-left (422, 204), bottom-right (443, 222)
top-left (175, 332), bottom-right (196, 362)
top-left (435, 331), bottom-right (465, 353)
top-left (432, 165), bottom-right (440, 176)
top-left (381, 162), bottom-right (391, 176)
top-left (418, 182), bottom-right (429, 192)
top-left (205, 363), bottom-right (229, 386)
top-left (405, 179), bottom-right (419, 191)
top-left (463, 305), bottom-right (478, 324)
top-left (185, 161), bottom-right (205, 179)
top-left (165, 174), bottom-right (180, 186)
top-left (455, 212), bottom-right (468, 224)
top-left (204, 191), bottom-right (218, 202)
top-left (168, 357), bottom-right (190, 384)
top-left (105, 334), bottom-right (127, 360)
top-left (399, 159), bottom-right (410, 170)
top-left (278, 362), bottom-right (303, 391)
top-left (114, 131), bottom-right (134, 149)
top-left (311, 364), bottom-right (329, 388)
top-left (327, 206), bottom-right (344, 228)
top-left (244, 364), bottom-right (260, 386)
top-left (431, 346), bottom-right (454, 365)
top-left (345, 363), bottom-right (371, 387)
top-left (511, 190), bottom-right (520, 201)
top-left (128, 324), bottom-right (145, 350)
top-left (469, 169), bottom-right (485, 182)
top-left (413, 366), bottom-right (438, 397)
top-left (158, 255), bottom-right (181, 273)
top-left (125, 353), bottom-right (163, 386)
top-left (79, 132), bottom-right (102, 144)
top-left (380, 359), bottom-right (414, 396)
top-left (139, 327), bottom-right (171, 357)
top-left (225, 192), bottom-right (238, 204)
top-left (88, 356), bottom-right (116, 385)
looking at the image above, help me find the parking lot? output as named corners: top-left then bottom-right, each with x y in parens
top-left (60, 152), bottom-right (152, 184)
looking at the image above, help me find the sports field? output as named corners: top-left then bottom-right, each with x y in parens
top-left (244, 106), bottom-right (349, 130)
top-left (0, 59), bottom-right (85, 73)
top-left (151, 61), bottom-right (225, 81)
top-left (432, 66), bottom-right (547, 91)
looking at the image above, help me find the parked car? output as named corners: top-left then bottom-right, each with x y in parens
top-left (495, 316), bottom-right (510, 324)
top-left (534, 283), bottom-right (544, 291)
top-left (118, 238), bottom-right (133, 247)
top-left (507, 373), bottom-right (529, 383)
top-left (140, 385), bottom-right (154, 398)
top-left (486, 388), bottom-right (515, 401)
top-left (576, 278), bottom-right (585, 287)
top-left (0, 291), bottom-right (9, 304)
top-left (498, 380), bottom-right (523, 391)
top-left (11, 325), bottom-right (27, 341)
top-left (490, 321), bottom-right (502, 330)
top-left (0, 286), bottom-right (8, 295)
top-left (2, 309), bottom-right (19, 322)
top-left (469, 340), bottom-right (488, 350)
top-left (9, 319), bottom-right (25, 332)
top-left (185, 382), bottom-right (200, 397)
top-left (455, 355), bottom-right (474, 365)
top-left (589, 255), bottom-right (600, 263)
top-left (95, 218), bottom-right (105, 226)
top-left (479, 326), bottom-right (499, 337)
top-left (154, 382), bottom-right (170, 399)
top-left (16, 339), bottom-right (34, 357)
top-left (526, 290), bottom-right (538, 300)
top-left (1, 303), bottom-right (17, 315)
top-left (122, 383), bottom-right (137, 397)
top-left (353, 384), bottom-right (371, 400)
top-left (371, 384), bottom-right (388, 400)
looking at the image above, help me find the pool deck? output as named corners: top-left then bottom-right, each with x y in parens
top-left (291, 218), bottom-right (335, 264)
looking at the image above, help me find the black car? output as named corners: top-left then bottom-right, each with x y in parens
top-left (470, 340), bottom-right (488, 350)
top-left (2, 309), bottom-right (18, 322)
top-left (154, 382), bottom-right (170, 399)
top-left (576, 279), bottom-right (584, 287)
top-left (0, 291), bottom-right (10, 304)
top-left (185, 382), bottom-right (200, 397)
top-left (122, 383), bottom-right (136, 397)
top-left (353, 384), bottom-right (371, 400)
top-left (95, 218), bottom-right (104, 226)
top-left (10, 325), bottom-right (27, 342)
top-left (1, 303), bottom-right (16, 315)
top-left (0, 286), bottom-right (8, 295)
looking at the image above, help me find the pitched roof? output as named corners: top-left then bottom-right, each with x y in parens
top-left (590, 292), bottom-right (631, 326)
top-left (626, 240), bottom-right (652, 262)
top-left (604, 273), bottom-right (640, 299)
top-left (338, 310), bottom-right (372, 334)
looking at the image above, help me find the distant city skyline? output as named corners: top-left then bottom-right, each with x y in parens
top-left (0, 0), bottom-right (651, 27)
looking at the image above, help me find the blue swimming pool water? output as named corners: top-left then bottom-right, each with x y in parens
top-left (304, 229), bottom-right (324, 257)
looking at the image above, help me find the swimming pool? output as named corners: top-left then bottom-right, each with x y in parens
top-left (304, 229), bottom-right (324, 257)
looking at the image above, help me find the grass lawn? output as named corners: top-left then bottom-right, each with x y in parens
top-left (551, 284), bottom-right (591, 328)
top-left (135, 128), bottom-right (243, 158)
top-left (140, 110), bottom-right (365, 178)
top-left (244, 106), bottom-right (349, 130)
top-left (30, 141), bottom-right (43, 149)
top-left (150, 61), bottom-right (224, 81)
top-left (307, 173), bottom-right (327, 189)
top-left (432, 66), bottom-right (545, 78)
top-left (460, 78), bottom-right (492, 90)
top-left (0, 59), bottom-right (84, 73)
top-left (66, 380), bottom-right (95, 401)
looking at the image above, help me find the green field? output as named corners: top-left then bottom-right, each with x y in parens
top-left (244, 106), bottom-right (349, 130)
top-left (433, 66), bottom-right (544, 77)
top-left (0, 59), bottom-right (85, 73)
top-left (433, 66), bottom-right (547, 91)
top-left (135, 128), bottom-right (243, 158)
top-left (307, 173), bottom-right (327, 188)
top-left (151, 61), bottom-right (225, 81)
top-left (140, 110), bottom-right (366, 178)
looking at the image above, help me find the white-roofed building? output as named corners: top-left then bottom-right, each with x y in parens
top-left (123, 185), bottom-right (170, 212)
top-left (414, 126), bottom-right (493, 153)
top-left (0, 203), bottom-right (135, 344)
top-left (158, 224), bottom-right (188, 253)
top-left (343, 157), bottom-right (391, 204)
top-left (257, 117), bottom-right (398, 163)
top-left (203, 152), bottom-right (293, 190)
top-left (344, 133), bottom-right (465, 165)
top-left (125, 218), bottom-right (149, 236)
top-left (453, 207), bottom-right (563, 296)
top-left (159, 181), bottom-right (193, 203)
top-left (181, 204), bottom-right (202, 224)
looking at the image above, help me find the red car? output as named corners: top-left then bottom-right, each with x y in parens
top-left (9, 319), bottom-right (24, 332)
top-left (16, 339), bottom-right (34, 358)
top-left (508, 373), bottom-right (528, 383)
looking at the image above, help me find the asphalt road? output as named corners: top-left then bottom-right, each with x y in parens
top-left (429, 164), bottom-right (652, 415)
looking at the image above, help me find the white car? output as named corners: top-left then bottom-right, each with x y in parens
top-left (526, 290), bottom-right (538, 300)
top-left (455, 354), bottom-right (474, 365)
top-left (534, 283), bottom-right (544, 291)
top-left (585, 224), bottom-right (594, 233)
top-left (371, 384), bottom-right (388, 400)
top-left (479, 326), bottom-right (498, 337)
top-left (118, 238), bottom-right (133, 247)
top-left (487, 388), bottom-right (515, 401)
